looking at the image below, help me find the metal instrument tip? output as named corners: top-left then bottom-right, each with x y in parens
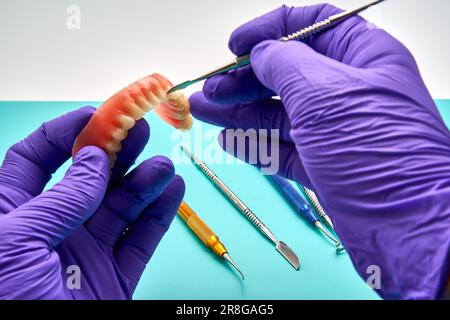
top-left (167, 87), bottom-right (178, 95)
top-left (314, 221), bottom-right (346, 253)
top-left (276, 241), bottom-right (300, 270)
top-left (314, 221), bottom-right (341, 247)
top-left (167, 81), bottom-right (191, 95)
top-left (336, 246), bottom-right (346, 254)
top-left (180, 145), bottom-right (195, 160)
top-left (223, 253), bottom-right (244, 280)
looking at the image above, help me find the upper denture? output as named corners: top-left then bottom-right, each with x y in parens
top-left (72, 73), bottom-right (192, 166)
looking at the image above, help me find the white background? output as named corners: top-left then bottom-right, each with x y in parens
top-left (0, 0), bottom-right (449, 100)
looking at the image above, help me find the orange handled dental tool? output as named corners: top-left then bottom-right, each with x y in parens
top-left (178, 201), bottom-right (244, 280)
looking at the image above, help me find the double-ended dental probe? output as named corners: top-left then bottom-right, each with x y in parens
top-left (168, 0), bottom-right (387, 94)
top-left (180, 145), bottom-right (300, 270)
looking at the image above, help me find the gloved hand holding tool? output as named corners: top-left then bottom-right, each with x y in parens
top-left (0, 107), bottom-right (184, 299)
top-left (189, 4), bottom-right (450, 299)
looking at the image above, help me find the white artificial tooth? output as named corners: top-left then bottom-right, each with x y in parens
top-left (111, 128), bottom-right (128, 141)
top-left (126, 102), bottom-right (145, 120)
top-left (167, 95), bottom-right (180, 105)
top-left (168, 92), bottom-right (189, 110)
top-left (117, 114), bottom-right (136, 130)
top-left (106, 141), bottom-right (122, 154)
top-left (157, 88), bottom-right (168, 102)
top-left (172, 110), bottom-right (187, 120)
top-left (179, 115), bottom-right (193, 131)
top-left (167, 100), bottom-right (184, 112)
top-left (161, 81), bottom-right (171, 92)
top-left (147, 92), bottom-right (161, 106)
top-left (167, 91), bottom-right (182, 101)
top-left (138, 96), bottom-right (153, 112)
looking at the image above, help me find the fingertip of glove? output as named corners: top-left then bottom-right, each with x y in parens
top-left (147, 155), bottom-right (176, 180)
top-left (114, 118), bottom-right (150, 167)
top-left (41, 105), bottom-right (97, 149)
top-left (202, 76), bottom-right (224, 102)
top-left (189, 91), bottom-right (207, 107)
top-left (133, 118), bottom-right (150, 139)
top-left (172, 174), bottom-right (186, 195)
top-left (62, 146), bottom-right (110, 207)
top-left (114, 155), bottom-right (176, 201)
top-left (228, 5), bottom-right (288, 55)
top-left (164, 175), bottom-right (186, 219)
top-left (78, 105), bottom-right (97, 116)
top-left (189, 91), bottom-right (212, 120)
top-left (64, 106), bottom-right (96, 128)
top-left (145, 174), bottom-right (185, 224)
top-left (228, 30), bottom-right (245, 56)
top-left (73, 146), bottom-right (110, 172)
top-left (251, 39), bottom-right (282, 61)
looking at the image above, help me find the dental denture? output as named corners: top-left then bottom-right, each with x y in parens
top-left (72, 73), bottom-right (192, 165)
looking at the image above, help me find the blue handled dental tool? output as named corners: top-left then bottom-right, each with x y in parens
top-left (268, 175), bottom-right (343, 252)
top-left (297, 184), bottom-right (334, 230)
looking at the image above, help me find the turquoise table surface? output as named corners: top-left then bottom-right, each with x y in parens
top-left (0, 100), bottom-right (449, 300)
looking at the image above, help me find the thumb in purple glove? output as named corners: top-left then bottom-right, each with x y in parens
top-left (0, 106), bottom-right (185, 299)
top-left (0, 146), bottom-right (110, 299)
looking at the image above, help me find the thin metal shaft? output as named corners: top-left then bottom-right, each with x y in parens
top-left (180, 145), bottom-right (267, 232)
top-left (280, 0), bottom-right (386, 41)
top-left (315, 221), bottom-right (339, 247)
top-left (181, 145), bottom-right (300, 270)
top-left (223, 253), bottom-right (244, 280)
top-left (168, 0), bottom-right (387, 94)
top-left (314, 221), bottom-right (345, 253)
top-left (322, 215), bottom-right (334, 230)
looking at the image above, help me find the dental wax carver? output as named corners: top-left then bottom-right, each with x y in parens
top-left (189, 4), bottom-right (450, 299)
top-left (0, 107), bottom-right (185, 299)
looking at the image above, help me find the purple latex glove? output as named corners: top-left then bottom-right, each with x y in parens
top-left (189, 4), bottom-right (450, 299)
top-left (0, 106), bottom-right (185, 299)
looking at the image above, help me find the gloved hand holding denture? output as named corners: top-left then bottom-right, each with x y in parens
top-left (0, 106), bottom-right (185, 299)
top-left (189, 4), bottom-right (450, 299)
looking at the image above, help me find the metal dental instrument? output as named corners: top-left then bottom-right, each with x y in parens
top-left (178, 201), bottom-right (244, 280)
top-left (168, 0), bottom-right (387, 94)
top-left (297, 184), bottom-right (334, 230)
top-left (180, 145), bottom-right (300, 270)
top-left (268, 175), bottom-right (343, 252)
